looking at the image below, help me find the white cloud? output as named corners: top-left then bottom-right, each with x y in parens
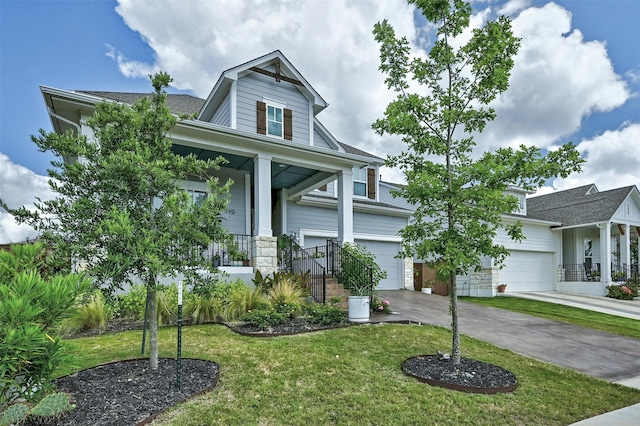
top-left (552, 123), bottom-right (640, 191)
top-left (109, 0), bottom-right (635, 194)
top-left (0, 153), bottom-right (55, 244)
top-left (481, 2), bottom-right (630, 152)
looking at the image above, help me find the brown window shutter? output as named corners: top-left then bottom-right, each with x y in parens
top-left (284, 108), bottom-right (293, 140)
top-left (367, 168), bottom-right (376, 200)
top-left (257, 101), bottom-right (266, 134)
top-left (319, 184), bottom-right (327, 191)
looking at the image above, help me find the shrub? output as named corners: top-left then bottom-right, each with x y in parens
top-left (267, 279), bottom-right (305, 312)
top-left (62, 291), bottom-right (114, 334)
top-left (303, 302), bottom-right (346, 325)
top-left (253, 270), bottom-right (310, 295)
top-left (223, 285), bottom-right (268, 321)
top-left (606, 282), bottom-right (639, 300)
top-left (116, 284), bottom-right (147, 320)
top-left (240, 308), bottom-right (289, 330)
top-left (157, 284), bottom-right (179, 326)
top-left (185, 295), bottom-right (222, 325)
top-left (0, 243), bottom-right (90, 406)
top-left (335, 243), bottom-right (387, 296)
top-left (371, 296), bottom-right (392, 314)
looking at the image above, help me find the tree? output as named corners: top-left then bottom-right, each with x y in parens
top-left (373, 0), bottom-right (583, 364)
top-left (11, 73), bottom-right (232, 370)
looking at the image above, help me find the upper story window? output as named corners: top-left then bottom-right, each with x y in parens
top-left (267, 105), bottom-right (283, 137)
top-left (353, 167), bottom-right (367, 197)
top-left (257, 100), bottom-right (293, 140)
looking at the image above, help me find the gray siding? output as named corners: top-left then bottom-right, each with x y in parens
top-left (211, 92), bottom-right (231, 127)
top-left (287, 201), bottom-right (406, 238)
top-left (379, 184), bottom-right (414, 211)
top-left (313, 127), bottom-right (334, 150)
top-left (354, 211), bottom-right (405, 237)
top-left (217, 168), bottom-right (249, 235)
top-left (236, 72), bottom-right (310, 144)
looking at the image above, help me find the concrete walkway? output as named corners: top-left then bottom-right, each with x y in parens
top-left (375, 290), bottom-right (640, 426)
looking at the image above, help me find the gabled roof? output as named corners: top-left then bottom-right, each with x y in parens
top-left (75, 89), bottom-right (379, 164)
top-left (527, 184), bottom-right (638, 227)
top-left (79, 91), bottom-right (204, 116)
top-left (199, 50), bottom-right (328, 121)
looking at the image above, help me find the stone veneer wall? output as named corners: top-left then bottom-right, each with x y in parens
top-left (404, 257), bottom-right (414, 290)
top-left (252, 236), bottom-right (278, 275)
top-left (468, 267), bottom-right (499, 297)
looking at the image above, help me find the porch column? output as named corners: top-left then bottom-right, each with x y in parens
top-left (599, 222), bottom-right (611, 283)
top-left (337, 169), bottom-right (354, 243)
top-left (621, 224), bottom-right (631, 276)
top-left (254, 154), bottom-right (272, 237)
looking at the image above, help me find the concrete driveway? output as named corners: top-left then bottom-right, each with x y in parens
top-left (376, 290), bottom-right (640, 382)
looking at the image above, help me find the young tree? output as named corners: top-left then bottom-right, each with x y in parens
top-left (11, 73), bottom-right (231, 370)
top-left (373, 0), bottom-right (583, 363)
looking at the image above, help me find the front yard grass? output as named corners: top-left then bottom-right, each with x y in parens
top-left (64, 323), bottom-right (640, 425)
top-left (462, 297), bottom-right (640, 339)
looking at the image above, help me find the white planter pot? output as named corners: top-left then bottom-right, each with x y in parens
top-left (421, 288), bottom-right (432, 294)
top-left (348, 296), bottom-right (370, 323)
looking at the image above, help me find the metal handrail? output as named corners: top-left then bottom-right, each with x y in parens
top-left (277, 234), bottom-right (326, 303)
top-left (327, 240), bottom-right (374, 296)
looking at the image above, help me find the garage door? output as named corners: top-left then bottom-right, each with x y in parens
top-left (301, 237), bottom-right (403, 290)
top-left (499, 251), bottom-right (554, 292)
top-left (355, 240), bottom-right (403, 290)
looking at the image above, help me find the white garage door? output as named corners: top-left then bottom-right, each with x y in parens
top-left (301, 237), bottom-right (403, 290)
top-left (500, 251), bottom-right (554, 292)
top-left (355, 240), bottom-right (403, 290)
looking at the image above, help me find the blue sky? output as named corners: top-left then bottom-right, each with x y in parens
top-left (1, 0), bottom-right (639, 243)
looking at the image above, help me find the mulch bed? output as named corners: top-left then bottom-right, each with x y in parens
top-left (25, 358), bottom-right (219, 426)
top-left (21, 316), bottom-right (517, 425)
top-left (402, 354), bottom-right (518, 394)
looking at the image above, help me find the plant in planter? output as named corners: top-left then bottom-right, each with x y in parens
top-left (422, 279), bottom-right (435, 294)
top-left (497, 283), bottom-right (507, 293)
top-left (212, 252), bottom-right (221, 268)
top-left (335, 243), bottom-right (387, 322)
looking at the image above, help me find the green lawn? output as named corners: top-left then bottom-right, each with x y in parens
top-left (64, 323), bottom-right (640, 425)
top-left (462, 297), bottom-right (640, 339)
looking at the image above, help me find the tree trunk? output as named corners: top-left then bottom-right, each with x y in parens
top-left (450, 273), bottom-right (461, 364)
top-left (147, 285), bottom-right (158, 370)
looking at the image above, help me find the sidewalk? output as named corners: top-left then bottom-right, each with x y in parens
top-left (376, 289), bottom-right (640, 426)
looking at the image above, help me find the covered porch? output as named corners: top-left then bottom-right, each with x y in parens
top-left (557, 222), bottom-right (640, 295)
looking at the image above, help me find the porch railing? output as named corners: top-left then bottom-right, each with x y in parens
top-left (207, 234), bottom-right (252, 267)
top-left (278, 235), bottom-right (326, 303)
top-left (559, 263), bottom-right (601, 282)
top-left (559, 262), bottom-right (640, 282)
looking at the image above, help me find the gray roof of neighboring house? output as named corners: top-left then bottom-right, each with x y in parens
top-left (78, 90), bottom-right (379, 161)
top-left (526, 184), bottom-right (635, 227)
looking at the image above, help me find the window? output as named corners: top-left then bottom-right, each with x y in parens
top-left (257, 101), bottom-right (292, 140)
top-left (353, 167), bottom-right (367, 197)
top-left (267, 105), bottom-right (283, 137)
top-left (188, 190), bottom-right (207, 207)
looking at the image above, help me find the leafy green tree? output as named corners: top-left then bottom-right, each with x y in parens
top-left (10, 73), bottom-right (231, 369)
top-left (373, 0), bottom-right (583, 363)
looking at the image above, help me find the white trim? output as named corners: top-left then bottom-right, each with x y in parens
top-left (230, 81), bottom-right (237, 129)
top-left (244, 173), bottom-right (251, 235)
top-left (297, 195), bottom-right (413, 217)
top-left (298, 228), bottom-right (402, 247)
top-left (309, 103), bottom-right (314, 146)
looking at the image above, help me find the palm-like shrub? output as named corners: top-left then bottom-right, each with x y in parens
top-left (224, 285), bottom-right (268, 321)
top-left (62, 291), bottom-right (113, 334)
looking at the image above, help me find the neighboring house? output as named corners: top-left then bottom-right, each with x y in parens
top-left (456, 184), bottom-right (640, 297)
top-left (40, 50), bottom-right (414, 291)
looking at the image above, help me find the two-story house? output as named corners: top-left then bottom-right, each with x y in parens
top-left (40, 50), bottom-right (414, 291)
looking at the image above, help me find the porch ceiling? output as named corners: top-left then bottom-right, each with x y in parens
top-left (171, 144), bottom-right (320, 190)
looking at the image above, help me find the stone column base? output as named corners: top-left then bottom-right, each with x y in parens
top-left (252, 236), bottom-right (278, 275)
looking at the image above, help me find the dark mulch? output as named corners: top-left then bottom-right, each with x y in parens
top-left (402, 354), bottom-right (518, 394)
top-left (228, 316), bottom-right (351, 336)
top-left (26, 358), bottom-right (219, 426)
